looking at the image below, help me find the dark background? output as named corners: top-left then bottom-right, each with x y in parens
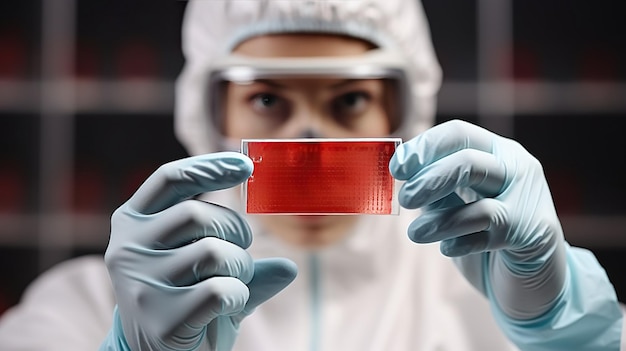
top-left (0, 0), bottom-right (625, 315)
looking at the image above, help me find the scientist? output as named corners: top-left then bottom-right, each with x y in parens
top-left (0, 0), bottom-right (624, 350)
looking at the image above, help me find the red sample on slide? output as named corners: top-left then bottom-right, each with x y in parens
top-left (242, 139), bottom-right (401, 214)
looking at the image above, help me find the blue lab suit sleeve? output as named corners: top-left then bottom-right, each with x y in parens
top-left (100, 307), bottom-right (132, 351)
top-left (487, 244), bottom-right (623, 351)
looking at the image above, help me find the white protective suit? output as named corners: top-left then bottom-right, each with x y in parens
top-left (0, 0), bottom-right (623, 350)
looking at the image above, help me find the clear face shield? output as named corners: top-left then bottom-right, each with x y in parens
top-left (206, 49), bottom-right (413, 146)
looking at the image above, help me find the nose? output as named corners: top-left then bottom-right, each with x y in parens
top-left (297, 128), bottom-right (325, 138)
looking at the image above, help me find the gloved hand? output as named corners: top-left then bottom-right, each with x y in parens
top-left (389, 119), bottom-right (622, 350)
top-left (100, 152), bottom-right (297, 351)
top-left (389, 119), bottom-right (565, 318)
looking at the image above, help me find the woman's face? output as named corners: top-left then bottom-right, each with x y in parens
top-left (224, 34), bottom-right (392, 249)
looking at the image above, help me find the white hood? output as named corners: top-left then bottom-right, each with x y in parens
top-left (174, 0), bottom-right (442, 156)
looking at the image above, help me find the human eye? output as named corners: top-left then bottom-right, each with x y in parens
top-left (251, 93), bottom-right (277, 108)
top-left (331, 91), bottom-right (371, 118)
top-left (249, 93), bottom-right (290, 119)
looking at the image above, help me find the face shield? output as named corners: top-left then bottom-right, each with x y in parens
top-left (205, 49), bottom-right (413, 146)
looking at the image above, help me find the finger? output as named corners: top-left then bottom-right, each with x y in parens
top-left (126, 152), bottom-right (253, 215)
top-left (242, 258), bottom-right (298, 316)
top-left (439, 231), bottom-right (509, 257)
top-left (180, 277), bottom-right (250, 329)
top-left (424, 192), bottom-right (465, 211)
top-left (390, 119), bottom-right (499, 180)
top-left (398, 148), bottom-right (505, 209)
top-left (126, 199), bottom-right (252, 249)
top-left (203, 259), bottom-right (297, 351)
top-left (160, 237), bottom-right (254, 286)
top-left (408, 198), bottom-right (508, 247)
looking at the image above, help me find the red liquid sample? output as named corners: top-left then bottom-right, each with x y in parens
top-left (245, 140), bottom-right (398, 214)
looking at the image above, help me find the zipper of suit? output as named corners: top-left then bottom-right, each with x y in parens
top-left (309, 253), bottom-right (321, 351)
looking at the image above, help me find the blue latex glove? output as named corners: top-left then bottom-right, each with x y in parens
top-left (100, 152), bottom-right (297, 351)
top-left (390, 120), bottom-right (622, 350)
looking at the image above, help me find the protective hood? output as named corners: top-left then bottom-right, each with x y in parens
top-left (175, 0), bottom-right (442, 156)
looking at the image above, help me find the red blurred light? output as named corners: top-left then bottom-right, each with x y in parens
top-left (243, 139), bottom-right (400, 214)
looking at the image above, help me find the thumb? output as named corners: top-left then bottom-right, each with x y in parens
top-left (243, 258), bottom-right (298, 315)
